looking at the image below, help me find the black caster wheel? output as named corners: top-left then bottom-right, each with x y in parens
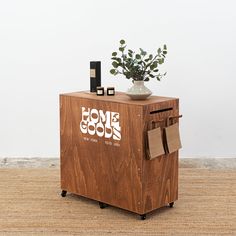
top-left (169, 202), bottom-right (174, 208)
top-left (140, 214), bottom-right (146, 220)
top-left (99, 202), bottom-right (108, 209)
top-left (61, 190), bottom-right (67, 197)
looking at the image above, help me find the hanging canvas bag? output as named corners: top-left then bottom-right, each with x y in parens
top-left (146, 120), bottom-right (165, 160)
top-left (163, 115), bottom-right (182, 154)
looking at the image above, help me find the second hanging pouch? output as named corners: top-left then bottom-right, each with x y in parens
top-left (163, 116), bottom-right (182, 154)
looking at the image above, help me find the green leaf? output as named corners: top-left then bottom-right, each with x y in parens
top-left (163, 51), bottom-right (167, 55)
top-left (135, 54), bottom-right (141, 60)
top-left (144, 77), bottom-right (150, 81)
top-left (150, 62), bottom-right (157, 70)
top-left (112, 52), bottom-right (117, 56)
top-left (128, 49), bottom-right (133, 54)
top-left (111, 57), bottom-right (118, 61)
top-left (124, 72), bottom-right (131, 79)
top-left (140, 48), bottom-right (147, 56)
top-left (158, 58), bottom-right (164, 64)
top-left (110, 69), bottom-right (116, 74)
top-left (153, 60), bottom-right (157, 64)
top-left (144, 58), bottom-right (150, 62)
top-left (119, 47), bottom-right (125, 52)
top-left (120, 39), bottom-right (125, 45)
top-left (163, 44), bottom-right (167, 50)
top-left (149, 54), bottom-right (153, 60)
top-left (112, 61), bottom-right (119, 68)
top-left (111, 57), bottom-right (122, 64)
top-left (157, 48), bottom-right (161, 54)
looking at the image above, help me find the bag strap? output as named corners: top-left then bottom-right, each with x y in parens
top-left (166, 114), bottom-right (183, 127)
top-left (147, 119), bottom-right (164, 131)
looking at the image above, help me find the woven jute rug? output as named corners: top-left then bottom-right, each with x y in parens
top-left (0, 168), bottom-right (235, 235)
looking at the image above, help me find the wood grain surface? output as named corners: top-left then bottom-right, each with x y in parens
top-left (142, 99), bottom-right (179, 213)
top-left (61, 91), bottom-right (177, 106)
top-left (60, 92), bottom-right (179, 214)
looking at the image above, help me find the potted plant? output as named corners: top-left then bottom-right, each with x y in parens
top-left (110, 39), bottom-right (167, 100)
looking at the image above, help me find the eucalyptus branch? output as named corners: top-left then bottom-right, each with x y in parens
top-left (110, 39), bottom-right (167, 82)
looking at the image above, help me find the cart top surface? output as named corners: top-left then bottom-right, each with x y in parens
top-left (60, 91), bottom-right (178, 106)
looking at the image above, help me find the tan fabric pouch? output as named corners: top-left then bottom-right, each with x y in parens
top-left (146, 122), bottom-right (165, 160)
top-left (164, 121), bottom-right (182, 154)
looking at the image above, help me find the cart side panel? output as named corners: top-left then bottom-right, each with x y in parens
top-left (142, 99), bottom-right (179, 213)
top-left (60, 95), bottom-right (74, 191)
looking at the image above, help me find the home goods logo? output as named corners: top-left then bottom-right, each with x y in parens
top-left (80, 107), bottom-right (121, 141)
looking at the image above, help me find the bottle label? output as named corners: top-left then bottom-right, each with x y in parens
top-left (90, 69), bottom-right (96, 78)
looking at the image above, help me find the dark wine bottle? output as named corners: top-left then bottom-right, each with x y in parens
top-left (90, 61), bottom-right (101, 92)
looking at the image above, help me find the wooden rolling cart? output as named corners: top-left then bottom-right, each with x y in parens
top-left (60, 91), bottom-right (181, 220)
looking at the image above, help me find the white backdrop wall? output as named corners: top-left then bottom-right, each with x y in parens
top-left (0, 0), bottom-right (235, 158)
